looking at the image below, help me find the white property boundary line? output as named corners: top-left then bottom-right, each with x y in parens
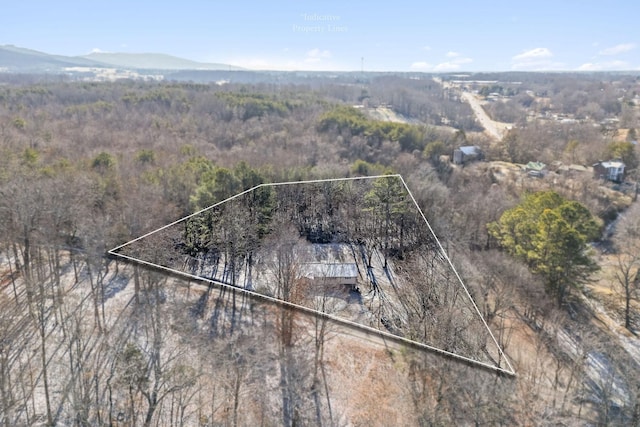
top-left (398, 175), bottom-right (515, 375)
top-left (109, 174), bottom-right (516, 376)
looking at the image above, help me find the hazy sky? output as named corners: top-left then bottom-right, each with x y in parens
top-left (2, 0), bottom-right (638, 72)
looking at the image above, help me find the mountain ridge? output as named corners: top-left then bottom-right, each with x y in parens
top-left (0, 44), bottom-right (242, 73)
top-left (79, 51), bottom-right (243, 70)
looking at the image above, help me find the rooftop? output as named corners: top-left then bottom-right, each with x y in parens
top-left (599, 160), bottom-right (625, 169)
top-left (526, 161), bottom-right (546, 171)
top-left (458, 145), bottom-right (482, 156)
top-left (302, 262), bottom-right (358, 279)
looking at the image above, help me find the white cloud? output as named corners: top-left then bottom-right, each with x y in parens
top-left (411, 50), bottom-right (471, 72)
top-left (304, 48), bottom-right (331, 63)
top-left (511, 48), bottom-right (563, 70)
top-left (229, 49), bottom-right (337, 71)
top-left (598, 43), bottom-right (636, 55)
top-left (89, 48), bottom-right (109, 54)
top-left (434, 57), bottom-right (472, 71)
top-left (422, 45), bottom-right (432, 51)
top-left (434, 62), bottom-right (460, 71)
top-left (410, 61), bottom-right (431, 70)
top-left (513, 47), bottom-right (553, 61)
top-left (578, 60), bottom-right (629, 71)
top-left (512, 60), bottom-right (564, 71)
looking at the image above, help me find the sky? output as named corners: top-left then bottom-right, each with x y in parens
top-left (1, 0), bottom-right (639, 72)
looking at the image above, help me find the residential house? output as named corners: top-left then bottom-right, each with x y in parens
top-left (525, 161), bottom-right (547, 178)
top-left (452, 145), bottom-right (483, 165)
top-left (593, 160), bottom-right (626, 183)
top-left (302, 262), bottom-right (358, 290)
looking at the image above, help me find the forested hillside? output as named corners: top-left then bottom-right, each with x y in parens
top-left (1, 72), bottom-right (640, 425)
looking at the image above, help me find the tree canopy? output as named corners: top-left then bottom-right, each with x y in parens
top-left (317, 105), bottom-right (426, 151)
top-left (183, 162), bottom-right (274, 260)
top-left (488, 191), bottom-right (601, 305)
top-left (604, 140), bottom-right (638, 171)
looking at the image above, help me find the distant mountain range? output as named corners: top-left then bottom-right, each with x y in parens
top-left (0, 45), bottom-right (243, 73)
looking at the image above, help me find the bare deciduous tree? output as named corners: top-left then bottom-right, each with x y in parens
top-left (613, 202), bottom-right (640, 331)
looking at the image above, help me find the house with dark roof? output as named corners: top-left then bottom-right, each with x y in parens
top-left (452, 145), bottom-right (483, 165)
top-left (593, 160), bottom-right (626, 183)
top-left (302, 262), bottom-right (358, 289)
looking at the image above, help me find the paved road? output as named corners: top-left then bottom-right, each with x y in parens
top-left (461, 91), bottom-right (512, 141)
